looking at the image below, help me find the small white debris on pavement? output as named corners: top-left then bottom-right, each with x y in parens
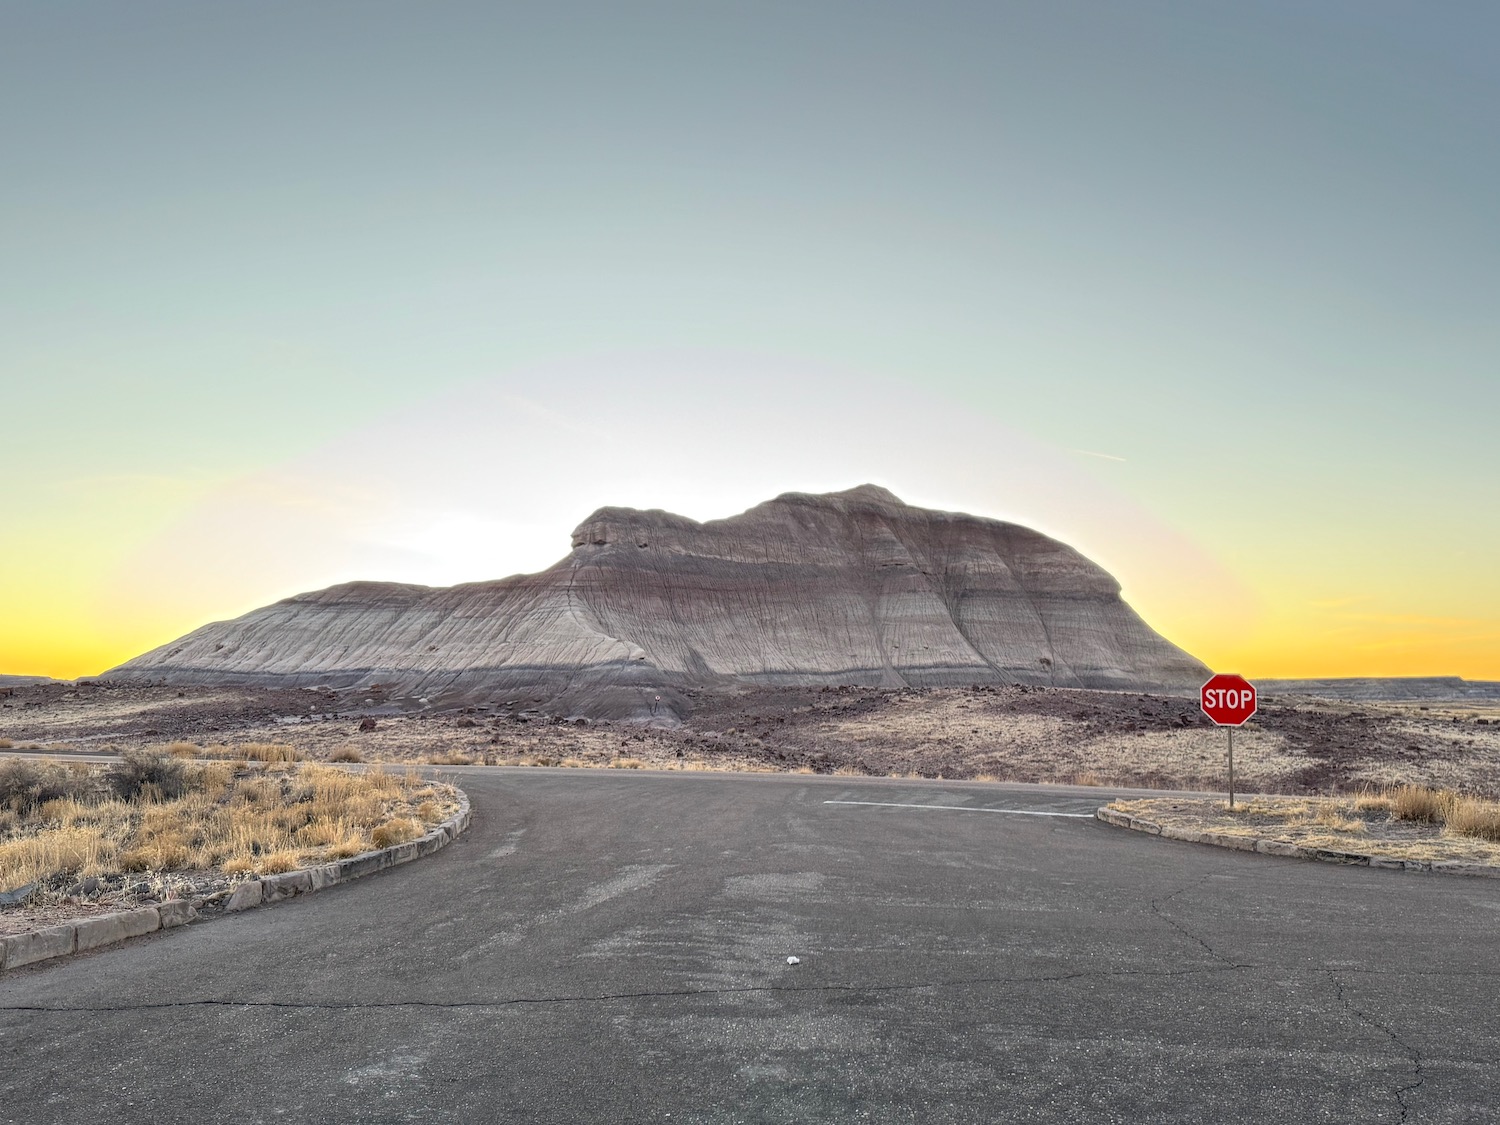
top-left (786, 956), bottom-right (801, 965)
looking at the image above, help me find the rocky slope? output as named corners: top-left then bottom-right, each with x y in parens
top-left (106, 486), bottom-right (1209, 717)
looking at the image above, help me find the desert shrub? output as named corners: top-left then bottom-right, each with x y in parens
top-left (0, 760), bottom-right (91, 813)
top-left (165, 742), bottom-right (201, 759)
top-left (107, 750), bottom-right (189, 802)
top-left (329, 746), bottom-right (363, 763)
top-left (0, 760), bottom-right (44, 810)
top-left (0, 738), bottom-right (13, 749)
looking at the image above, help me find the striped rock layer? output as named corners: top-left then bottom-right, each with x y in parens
top-left (108, 486), bottom-right (1209, 718)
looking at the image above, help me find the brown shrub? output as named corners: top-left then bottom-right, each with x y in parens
top-left (108, 750), bottom-right (189, 802)
top-left (329, 746), bottom-right (363, 763)
top-left (0, 759), bottom-right (92, 812)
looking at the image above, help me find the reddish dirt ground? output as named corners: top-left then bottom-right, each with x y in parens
top-left (5, 680), bottom-right (1500, 796)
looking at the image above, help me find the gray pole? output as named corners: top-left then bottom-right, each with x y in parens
top-left (1228, 727), bottom-right (1235, 810)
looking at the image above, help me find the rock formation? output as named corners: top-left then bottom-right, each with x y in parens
top-left (107, 486), bottom-right (1210, 717)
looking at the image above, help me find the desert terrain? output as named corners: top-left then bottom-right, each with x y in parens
top-left (5, 680), bottom-right (1499, 796)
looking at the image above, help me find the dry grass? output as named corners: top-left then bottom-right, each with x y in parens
top-left (0, 739), bottom-right (13, 750)
top-left (329, 746), bottom-right (363, 763)
top-left (427, 751), bottom-right (475, 766)
top-left (0, 757), bottom-right (458, 888)
top-left (164, 741), bottom-right (201, 759)
top-left (231, 742), bottom-right (305, 763)
top-left (610, 758), bottom-right (646, 770)
top-left (371, 816), bottom-right (422, 848)
top-left (1376, 784), bottom-right (1500, 843)
top-left (1354, 791), bottom-right (1395, 814)
top-left (1111, 784), bottom-right (1500, 864)
top-left (1300, 804), bottom-right (1366, 834)
top-left (1445, 797), bottom-right (1500, 843)
top-left (1390, 784), bottom-right (1448, 824)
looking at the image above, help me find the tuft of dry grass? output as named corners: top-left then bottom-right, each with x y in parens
top-left (427, 751), bottom-right (475, 766)
top-left (609, 758), bottom-right (646, 770)
top-left (1444, 796), bottom-right (1500, 843)
top-left (371, 817), bottom-right (421, 848)
top-left (233, 742), bottom-right (305, 763)
top-left (1304, 804), bottom-right (1366, 834)
top-left (164, 741), bottom-right (201, 759)
top-left (329, 746), bottom-right (363, 763)
top-left (0, 738), bottom-right (13, 750)
top-left (1354, 791), bottom-right (1395, 814)
top-left (1391, 784), bottom-right (1448, 824)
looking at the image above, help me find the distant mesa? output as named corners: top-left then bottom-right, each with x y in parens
top-left (1258, 678), bottom-right (1500, 702)
top-left (106, 485), bottom-right (1211, 719)
top-left (0, 674), bottom-right (61, 688)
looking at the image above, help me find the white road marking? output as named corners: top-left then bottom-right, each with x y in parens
top-left (823, 800), bottom-right (1095, 819)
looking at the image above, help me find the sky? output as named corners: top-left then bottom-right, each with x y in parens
top-left (3, 2), bottom-right (1497, 682)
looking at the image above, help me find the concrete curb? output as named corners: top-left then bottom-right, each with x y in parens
top-left (1095, 806), bottom-right (1500, 877)
top-left (1, 790), bottom-right (472, 973)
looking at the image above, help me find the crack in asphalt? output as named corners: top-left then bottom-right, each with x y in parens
top-left (0, 963), bottom-right (1244, 1013)
top-left (1327, 969), bottom-right (1425, 1123)
top-left (1148, 877), bottom-right (1251, 969)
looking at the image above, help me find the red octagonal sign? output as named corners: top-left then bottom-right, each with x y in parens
top-left (1201, 674), bottom-right (1257, 727)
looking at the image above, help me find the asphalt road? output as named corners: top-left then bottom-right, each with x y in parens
top-left (3, 769), bottom-right (1498, 1124)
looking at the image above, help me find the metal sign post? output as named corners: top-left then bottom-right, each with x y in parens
top-left (1227, 727), bottom-right (1234, 810)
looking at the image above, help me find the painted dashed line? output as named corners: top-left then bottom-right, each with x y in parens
top-left (823, 800), bottom-right (1095, 818)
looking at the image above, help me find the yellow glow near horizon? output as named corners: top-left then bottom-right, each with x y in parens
top-left (7, 431), bottom-right (1498, 683)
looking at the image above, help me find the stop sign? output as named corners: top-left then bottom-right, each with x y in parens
top-left (1200, 674), bottom-right (1257, 726)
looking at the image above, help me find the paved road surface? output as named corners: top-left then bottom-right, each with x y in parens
top-left (3, 769), bottom-right (1497, 1123)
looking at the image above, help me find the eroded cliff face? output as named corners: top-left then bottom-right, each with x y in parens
top-left (107, 486), bottom-right (1209, 717)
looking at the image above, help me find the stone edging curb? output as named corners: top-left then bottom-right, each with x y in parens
top-left (1, 790), bottom-right (471, 974)
top-left (1094, 806), bottom-right (1500, 878)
